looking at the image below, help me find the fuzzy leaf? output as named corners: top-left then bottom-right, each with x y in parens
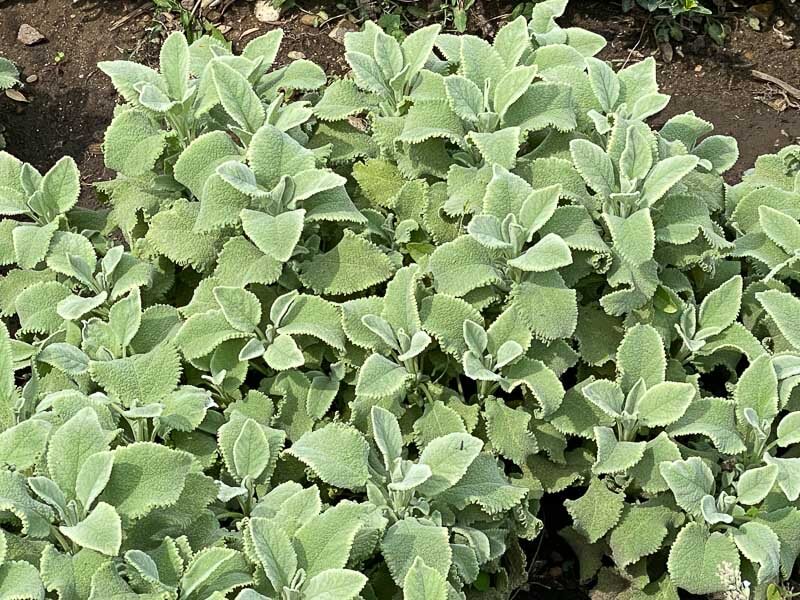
top-left (417, 433), bottom-right (483, 497)
top-left (659, 457), bottom-right (714, 517)
top-left (298, 231), bottom-right (393, 296)
top-left (592, 427), bottom-right (645, 475)
top-left (287, 423), bottom-right (370, 490)
top-left (101, 442), bottom-right (193, 520)
top-left (668, 522), bottom-right (739, 595)
top-left (758, 290), bottom-right (800, 351)
top-left (565, 477), bottom-right (624, 544)
top-left (355, 354), bottom-right (410, 399)
top-left (402, 558), bottom-right (447, 600)
top-left (60, 502), bottom-right (122, 556)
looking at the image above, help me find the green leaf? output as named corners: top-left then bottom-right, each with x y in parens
top-left (402, 557), bottom-right (447, 600)
top-left (101, 442), bottom-right (193, 519)
top-left (640, 155), bottom-right (699, 206)
top-left (90, 342), bottom-right (181, 405)
top-left (16, 281), bottom-right (71, 334)
top-left (355, 354), bottom-right (410, 399)
top-left (304, 569), bottom-right (367, 600)
top-left (429, 236), bottom-right (502, 297)
top-left (75, 451), bottom-right (115, 512)
top-left (174, 131), bottom-right (242, 199)
top-left (509, 273), bottom-right (578, 341)
top-left (606, 208), bottom-right (655, 266)
top-left (669, 398), bottom-right (746, 454)
top-left (0, 419), bottom-right (51, 471)
top-left (60, 502), bottom-right (122, 556)
top-left (444, 75), bottom-right (483, 123)
top-left (668, 522), bottom-right (740, 595)
top-left (293, 502), bottom-right (365, 578)
top-left (298, 231), bottom-right (394, 296)
top-left (620, 125), bottom-right (653, 182)
top-left (40, 156), bottom-right (80, 215)
top-left (777, 412), bottom-right (800, 447)
top-left (608, 502), bottom-right (673, 568)
top-left (248, 516), bottom-right (297, 591)
top-left (698, 275), bottom-right (742, 337)
top-left (382, 518), bottom-right (451, 585)
top-left (160, 31), bottom-right (190, 100)
top-left (507, 233), bottom-right (572, 272)
top-left (233, 418), bottom-right (271, 481)
top-left (286, 423), bottom-right (370, 490)
top-left (736, 464), bottom-right (779, 506)
top-left (47, 407), bottom-right (110, 499)
top-left (246, 126), bottom-right (313, 190)
top-left (417, 433), bottom-right (483, 497)
top-left (213, 286), bottom-right (262, 333)
top-left (617, 324), bottom-right (665, 393)
top-left (314, 79), bottom-right (375, 121)
top-left (37, 343), bottom-right (90, 376)
top-left (760, 205), bottom-right (800, 254)
top-left (592, 427), bottom-right (646, 475)
top-left (175, 309), bottom-right (249, 360)
top-left (503, 357), bottom-right (565, 417)
top-left (733, 521), bottom-right (781, 586)
top-left (565, 477), bottom-right (624, 544)
top-left (570, 139), bottom-right (616, 197)
top-left (241, 208), bottom-right (305, 263)
top-left (636, 382), bottom-right (695, 427)
top-left (145, 199), bottom-right (222, 272)
top-left (372, 406), bottom-right (403, 468)
top-left (0, 560), bottom-right (45, 600)
top-left (420, 294), bottom-right (483, 358)
top-left (264, 334), bottom-right (304, 371)
top-left (659, 457), bottom-right (714, 517)
top-left (735, 354), bottom-right (778, 424)
top-left (211, 60), bottom-right (265, 132)
top-left (483, 397), bottom-right (537, 467)
top-left (758, 290), bottom-right (800, 351)
top-left (277, 294), bottom-right (346, 351)
top-left (586, 57), bottom-right (620, 112)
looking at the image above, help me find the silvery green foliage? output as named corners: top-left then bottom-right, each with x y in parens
top-left (0, 8), bottom-right (799, 600)
top-left (0, 56), bottom-right (20, 150)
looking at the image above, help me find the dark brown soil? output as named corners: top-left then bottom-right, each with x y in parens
top-left (2, 0), bottom-right (800, 197)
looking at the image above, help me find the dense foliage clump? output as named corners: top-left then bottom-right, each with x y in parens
top-left (1, 1), bottom-right (800, 598)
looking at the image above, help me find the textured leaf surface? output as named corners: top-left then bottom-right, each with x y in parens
top-left (298, 231), bottom-right (393, 296)
top-left (286, 424), bottom-right (370, 490)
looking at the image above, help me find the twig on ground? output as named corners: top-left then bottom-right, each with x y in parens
top-left (752, 70), bottom-right (800, 101)
top-left (109, 2), bottom-right (149, 32)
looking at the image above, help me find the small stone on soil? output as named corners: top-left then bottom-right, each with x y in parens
top-left (254, 1), bottom-right (281, 23)
top-left (25, 74), bottom-right (38, 84)
top-left (300, 14), bottom-right (320, 27)
top-left (17, 24), bottom-right (46, 46)
top-left (329, 19), bottom-right (357, 45)
top-left (287, 51), bottom-right (306, 60)
top-left (5, 89), bottom-right (29, 103)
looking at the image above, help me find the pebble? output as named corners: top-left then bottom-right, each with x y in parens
top-left (25, 74), bottom-right (38, 84)
top-left (254, 1), bottom-right (280, 23)
top-left (300, 14), bottom-right (319, 27)
top-left (5, 89), bottom-right (29, 103)
top-left (329, 18), bottom-right (357, 45)
top-left (694, 65), bottom-right (703, 72)
top-left (287, 51), bottom-right (306, 60)
top-left (17, 24), bottom-right (46, 46)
